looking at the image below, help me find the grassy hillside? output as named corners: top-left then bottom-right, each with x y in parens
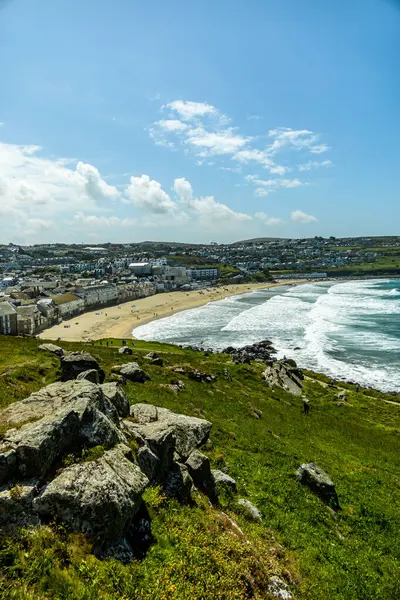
top-left (0, 336), bottom-right (400, 599)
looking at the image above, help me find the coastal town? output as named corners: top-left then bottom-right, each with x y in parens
top-left (0, 235), bottom-right (399, 337)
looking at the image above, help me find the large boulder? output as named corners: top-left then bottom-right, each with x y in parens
top-left (0, 480), bottom-right (39, 527)
top-left (100, 383), bottom-right (130, 418)
top-left (130, 404), bottom-right (212, 459)
top-left (33, 444), bottom-right (149, 542)
top-left (262, 360), bottom-right (304, 396)
top-left (144, 352), bottom-right (163, 366)
top-left (163, 461), bottom-right (193, 503)
top-left (296, 462), bottom-right (339, 509)
top-left (185, 450), bottom-right (216, 500)
top-left (38, 343), bottom-right (64, 357)
top-left (211, 469), bottom-right (237, 494)
top-left (77, 369), bottom-right (100, 384)
top-left (60, 352), bottom-right (105, 383)
top-left (0, 381), bottom-right (122, 482)
top-left (123, 420), bottom-right (175, 481)
top-left (118, 363), bottom-right (151, 383)
top-left (119, 346), bottom-right (133, 355)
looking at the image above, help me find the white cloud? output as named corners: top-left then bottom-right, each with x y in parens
top-left (267, 127), bottom-right (329, 155)
top-left (155, 119), bottom-right (188, 132)
top-left (125, 174), bottom-right (176, 214)
top-left (310, 145), bottom-right (330, 154)
top-left (298, 160), bottom-right (333, 171)
top-left (76, 161), bottom-right (119, 202)
top-left (166, 100), bottom-right (217, 120)
top-left (173, 177), bottom-right (193, 202)
top-left (255, 211), bottom-right (283, 225)
top-left (185, 127), bottom-right (249, 156)
top-left (254, 188), bottom-right (269, 197)
top-left (247, 175), bottom-right (305, 194)
top-left (74, 212), bottom-right (137, 227)
top-left (291, 210), bottom-right (317, 223)
top-left (173, 176), bottom-right (251, 225)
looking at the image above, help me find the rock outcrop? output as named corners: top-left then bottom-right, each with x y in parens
top-left (34, 444), bottom-right (148, 542)
top-left (77, 369), bottom-right (100, 384)
top-left (237, 498), bottom-right (262, 522)
top-left (296, 462), bottom-right (339, 509)
top-left (60, 351), bottom-right (105, 383)
top-left (222, 340), bottom-right (276, 364)
top-left (130, 404), bottom-right (212, 459)
top-left (262, 359), bottom-right (304, 396)
top-left (38, 343), bottom-right (64, 357)
top-left (211, 469), bottom-right (238, 493)
top-left (112, 362), bottom-right (150, 383)
top-left (119, 346), bottom-right (133, 355)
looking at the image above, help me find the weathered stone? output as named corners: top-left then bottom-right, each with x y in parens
top-left (296, 462), bottom-right (339, 509)
top-left (124, 420), bottom-right (175, 480)
top-left (211, 469), bottom-right (237, 493)
top-left (60, 351), bottom-right (105, 383)
top-left (130, 403), bottom-right (158, 424)
top-left (262, 360), bottom-right (304, 396)
top-left (0, 444), bottom-right (17, 485)
top-left (136, 446), bottom-right (160, 482)
top-left (0, 480), bottom-right (39, 526)
top-left (119, 363), bottom-right (150, 383)
top-left (38, 343), bottom-right (64, 357)
top-left (185, 450), bottom-right (216, 499)
top-left (163, 461), bottom-right (193, 503)
top-left (144, 352), bottom-right (163, 366)
top-left (100, 383), bottom-right (130, 418)
top-left (130, 404), bottom-right (212, 460)
top-left (77, 369), bottom-right (100, 384)
top-left (0, 381), bottom-right (122, 480)
top-left (119, 346), bottom-right (133, 355)
top-left (33, 444), bottom-right (149, 541)
top-left (267, 576), bottom-right (294, 599)
top-left (237, 498), bottom-right (262, 522)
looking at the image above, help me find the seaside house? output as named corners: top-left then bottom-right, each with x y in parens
top-left (50, 293), bottom-right (85, 319)
top-left (0, 301), bottom-right (18, 336)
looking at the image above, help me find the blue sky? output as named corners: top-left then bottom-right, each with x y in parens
top-left (0, 0), bottom-right (399, 244)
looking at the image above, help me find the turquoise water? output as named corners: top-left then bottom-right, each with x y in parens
top-left (134, 279), bottom-right (400, 392)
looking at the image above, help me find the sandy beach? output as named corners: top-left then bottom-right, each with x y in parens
top-left (38, 281), bottom-right (301, 343)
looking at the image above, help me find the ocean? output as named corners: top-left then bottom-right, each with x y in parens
top-left (134, 279), bottom-right (400, 392)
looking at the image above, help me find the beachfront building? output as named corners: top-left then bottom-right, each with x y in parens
top-left (128, 262), bottom-right (153, 276)
top-left (187, 267), bottom-right (219, 281)
top-left (75, 283), bottom-right (119, 308)
top-left (0, 301), bottom-right (18, 335)
top-left (16, 305), bottom-right (47, 336)
top-left (50, 293), bottom-right (85, 319)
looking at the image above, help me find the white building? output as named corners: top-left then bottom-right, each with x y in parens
top-left (76, 283), bottom-right (119, 308)
top-left (51, 293), bottom-right (85, 318)
top-left (187, 268), bottom-right (219, 281)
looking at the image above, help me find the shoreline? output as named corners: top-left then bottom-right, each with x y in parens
top-left (39, 281), bottom-right (303, 343)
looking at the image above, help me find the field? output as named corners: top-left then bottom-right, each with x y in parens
top-left (0, 336), bottom-right (400, 599)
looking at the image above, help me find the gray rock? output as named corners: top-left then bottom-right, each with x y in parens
top-left (144, 352), bottom-right (163, 366)
top-left (119, 346), bottom-right (133, 355)
top-left (0, 444), bottom-right (17, 485)
top-left (336, 391), bottom-right (347, 402)
top-left (119, 363), bottom-right (150, 383)
top-left (296, 462), bottom-right (339, 509)
top-left (77, 369), bottom-right (100, 384)
top-left (38, 343), bottom-right (64, 357)
top-left (130, 403), bottom-right (158, 424)
top-left (163, 461), bottom-right (193, 503)
top-left (102, 538), bottom-right (133, 564)
top-left (100, 383), bottom-right (130, 418)
top-left (0, 480), bottom-right (39, 526)
top-left (0, 381), bottom-right (122, 480)
top-left (186, 450), bottom-right (216, 499)
top-left (211, 469), bottom-right (237, 493)
top-left (130, 404), bottom-right (212, 460)
top-left (237, 498), bottom-right (262, 522)
top-left (33, 444), bottom-right (149, 541)
top-left (267, 576), bottom-right (294, 599)
top-left (124, 420), bottom-right (175, 480)
top-left (136, 446), bottom-right (160, 482)
top-left (60, 351), bottom-right (105, 383)
top-left (262, 360), bottom-right (304, 396)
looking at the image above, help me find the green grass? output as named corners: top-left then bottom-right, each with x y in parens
top-left (0, 336), bottom-right (400, 599)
